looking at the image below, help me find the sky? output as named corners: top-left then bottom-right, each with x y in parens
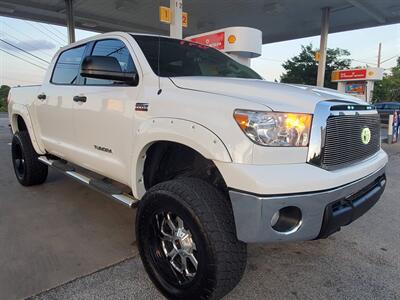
top-left (252, 23), bottom-right (400, 82)
top-left (0, 16), bottom-right (399, 87)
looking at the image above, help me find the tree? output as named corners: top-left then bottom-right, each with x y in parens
top-left (373, 57), bottom-right (400, 102)
top-left (0, 85), bottom-right (11, 112)
top-left (280, 44), bottom-right (351, 89)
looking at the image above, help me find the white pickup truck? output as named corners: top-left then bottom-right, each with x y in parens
top-left (8, 32), bottom-right (387, 299)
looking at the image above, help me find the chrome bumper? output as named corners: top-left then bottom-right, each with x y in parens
top-left (229, 166), bottom-right (386, 243)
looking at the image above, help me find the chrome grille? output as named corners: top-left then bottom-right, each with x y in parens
top-left (321, 114), bottom-right (380, 169)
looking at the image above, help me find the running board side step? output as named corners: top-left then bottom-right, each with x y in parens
top-left (38, 156), bottom-right (139, 208)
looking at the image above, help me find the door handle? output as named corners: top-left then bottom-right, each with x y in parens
top-left (37, 93), bottom-right (46, 100)
top-left (73, 95), bottom-right (87, 103)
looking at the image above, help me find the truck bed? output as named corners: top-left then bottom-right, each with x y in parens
top-left (9, 85), bottom-right (41, 107)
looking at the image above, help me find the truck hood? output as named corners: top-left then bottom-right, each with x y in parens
top-left (170, 77), bottom-right (364, 113)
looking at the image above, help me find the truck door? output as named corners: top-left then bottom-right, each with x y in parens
top-left (71, 38), bottom-right (141, 185)
top-left (35, 44), bottom-right (86, 158)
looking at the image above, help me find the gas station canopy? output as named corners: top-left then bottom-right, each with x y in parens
top-left (0, 0), bottom-right (399, 43)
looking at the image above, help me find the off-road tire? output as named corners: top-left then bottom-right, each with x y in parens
top-left (11, 131), bottom-right (48, 186)
top-left (136, 178), bottom-right (247, 300)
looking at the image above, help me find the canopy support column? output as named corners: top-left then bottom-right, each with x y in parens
top-left (170, 0), bottom-right (182, 39)
top-left (316, 7), bottom-right (330, 87)
top-left (65, 0), bottom-right (75, 44)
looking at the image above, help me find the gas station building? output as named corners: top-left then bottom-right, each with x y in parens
top-left (1, 2), bottom-right (400, 299)
top-left (0, 0), bottom-right (399, 88)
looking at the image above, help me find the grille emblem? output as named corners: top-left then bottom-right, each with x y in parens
top-left (361, 127), bottom-right (371, 145)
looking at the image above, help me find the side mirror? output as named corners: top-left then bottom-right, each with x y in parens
top-left (80, 56), bottom-right (138, 85)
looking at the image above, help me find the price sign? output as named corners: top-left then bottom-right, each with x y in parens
top-left (159, 6), bottom-right (188, 27)
top-left (182, 12), bottom-right (188, 27)
top-left (159, 6), bottom-right (171, 24)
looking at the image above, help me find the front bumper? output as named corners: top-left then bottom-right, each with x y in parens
top-left (229, 166), bottom-right (386, 243)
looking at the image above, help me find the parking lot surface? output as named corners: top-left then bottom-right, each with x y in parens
top-left (0, 113), bottom-right (137, 300)
top-left (1, 112), bottom-right (399, 299)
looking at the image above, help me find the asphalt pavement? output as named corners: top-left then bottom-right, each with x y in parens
top-left (0, 113), bottom-right (137, 300)
top-left (1, 112), bottom-right (399, 300)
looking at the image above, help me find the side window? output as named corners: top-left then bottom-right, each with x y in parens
top-left (85, 39), bottom-right (136, 85)
top-left (51, 45), bottom-right (86, 85)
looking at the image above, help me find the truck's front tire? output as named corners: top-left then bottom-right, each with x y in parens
top-left (136, 178), bottom-right (247, 299)
top-left (11, 131), bottom-right (48, 186)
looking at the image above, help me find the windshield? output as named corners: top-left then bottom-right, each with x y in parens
top-left (132, 35), bottom-right (262, 80)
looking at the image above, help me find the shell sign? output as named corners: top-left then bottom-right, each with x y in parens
top-left (331, 67), bottom-right (383, 82)
top-left (190, 32), bottom-right (225, 50)
top-left (186, 27), bottom-right (262, 66)
top-left (228, 35), bottom-right (237, 44)
top-left (331, 69), bottom-right (367, 81)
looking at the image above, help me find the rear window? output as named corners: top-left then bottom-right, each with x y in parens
top-left (51, 45), bottom-right (86, 85)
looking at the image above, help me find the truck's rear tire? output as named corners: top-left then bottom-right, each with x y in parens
top-left (11, 131), bottom-right (48, 186)
top-left (136, 178), bottom-right (247, 299)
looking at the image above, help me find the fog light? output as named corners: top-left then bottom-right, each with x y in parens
top-left (271, 206), bottom-right (302, 234)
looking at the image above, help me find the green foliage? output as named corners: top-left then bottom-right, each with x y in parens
top-left (0, 85), bottom-right (10, 112)
top-left (373, 57), bottom-right (400, 103)
top-left (280, 44), bottom-right (351, 89)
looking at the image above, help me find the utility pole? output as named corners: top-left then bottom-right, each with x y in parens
top-left (377, 42), bottom-right (382, 67)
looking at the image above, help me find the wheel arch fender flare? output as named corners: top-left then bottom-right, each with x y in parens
top-left (10, 104), bottom-right (46, 154)
top-left (131, 118), bottom-right (232, 198)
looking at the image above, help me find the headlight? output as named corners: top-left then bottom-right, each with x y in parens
top-left (234, 110), bottom-right (312, 147)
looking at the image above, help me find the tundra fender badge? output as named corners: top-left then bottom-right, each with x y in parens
top-left (94, 145), bottom-right (113, 153)
top-left (135, 103), bottom-right (149, 111)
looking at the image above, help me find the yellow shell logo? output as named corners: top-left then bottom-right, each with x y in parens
top-left (361, 127), bottom-right (371, 145)
top-left (368, 71), bottom-right (374, 76)
top-left (228, 35), bottom-right (236, 44)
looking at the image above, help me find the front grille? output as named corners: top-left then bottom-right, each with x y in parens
top-left (321, 114), bottom-right (380, 169)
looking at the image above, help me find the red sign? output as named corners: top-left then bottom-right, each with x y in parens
top-left (190, 32), bottom-right (225, 50)
top-left (338, 69), bottom-right (367, 80)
